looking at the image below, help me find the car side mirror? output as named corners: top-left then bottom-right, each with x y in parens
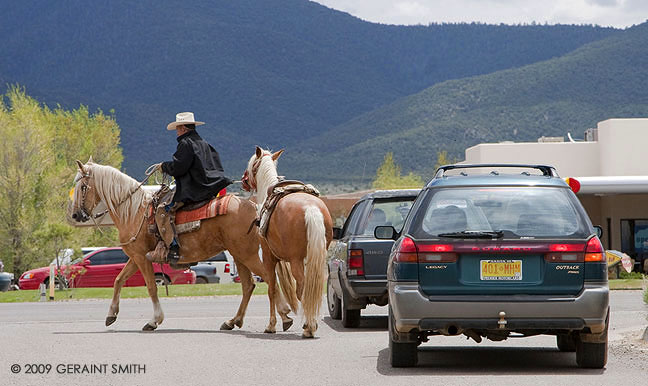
top-left (332, 227), bottom-right (343, 240)
top-left (79, 259), bottom-right (90, 266)
top-left (593, 225), bottom-right (603, 239)
top-left (375, 226), bottom-right (397, 240)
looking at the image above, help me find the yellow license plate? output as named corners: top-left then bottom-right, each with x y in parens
top-left (480, 260), bottom-right (522, 281)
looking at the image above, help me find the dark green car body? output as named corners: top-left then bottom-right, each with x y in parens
top-left (386, 165), bottom-right (609, 369)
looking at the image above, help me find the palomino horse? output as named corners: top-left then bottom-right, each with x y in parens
top-left (242, 147), bottom-right (333, 338)
top-left (70, 160), bottom-right (294, 332)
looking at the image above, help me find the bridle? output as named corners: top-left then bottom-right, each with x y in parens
top-left (73, 164), bottom-right (159, 245)
top-left (241, 153), bottom-right (271, 192)
top-left (73, 172), bottom-right (95, 222)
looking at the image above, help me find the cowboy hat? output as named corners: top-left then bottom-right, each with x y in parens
top-left (166, 112), bottom-right (205, 130)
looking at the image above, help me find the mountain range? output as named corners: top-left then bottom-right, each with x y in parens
top-left (0, 0), bottom-right (633, 186)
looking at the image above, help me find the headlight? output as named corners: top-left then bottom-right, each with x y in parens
top-left (22, 273), bottom-right (34, 280)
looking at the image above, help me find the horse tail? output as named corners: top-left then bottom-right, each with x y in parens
top-left (276, 260), bottom-right (299, 313)
top-left (302, 206), bottom-right (327, 328)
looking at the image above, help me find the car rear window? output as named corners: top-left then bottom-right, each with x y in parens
top-left (360, 198), bottom-right (415, 235)
top-left (88, 249), bottom-right (129, 265)
top-left (409, 186), bottom-right (591, 239)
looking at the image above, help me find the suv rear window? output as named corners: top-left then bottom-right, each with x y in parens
top-left (360, 198), bottom-right (415, 235)
top-left (410, 186), bottom-right (591, 239)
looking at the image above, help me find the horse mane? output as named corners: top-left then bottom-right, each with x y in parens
top-left (87, 163), bottom-right (151, 224)
top-left (256, 151), bottom-right (279, 186)
top-left (248, 149), bottom-right (279, 212)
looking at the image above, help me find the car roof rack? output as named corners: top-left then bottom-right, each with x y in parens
top-left (434, 164), bottom-right (559, 178)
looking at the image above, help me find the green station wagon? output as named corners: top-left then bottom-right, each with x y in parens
top-left (377, 164), bottom-right (609, 368)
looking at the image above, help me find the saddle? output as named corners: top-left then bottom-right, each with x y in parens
top-left (257, 180), bottom-right (320, 238)
top-left (148, 189), bottom-right (232, 236)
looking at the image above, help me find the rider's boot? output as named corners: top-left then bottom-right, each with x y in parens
top-left (167, 239), bottom-right (180, 264)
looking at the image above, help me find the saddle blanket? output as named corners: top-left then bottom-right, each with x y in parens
top-left (175, 194), bottom-right (232, 225)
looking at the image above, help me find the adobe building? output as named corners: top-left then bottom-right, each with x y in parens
top-left (463, 118), bottom-right (648, 271)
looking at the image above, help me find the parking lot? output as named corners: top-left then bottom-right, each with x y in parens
top-left (1, 291), bottom-right (647, 386)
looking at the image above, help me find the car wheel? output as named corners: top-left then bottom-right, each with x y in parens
top-left (327, 276), bottom-right (341, 320)
top-left (341, 294), bottom-right (361, 328)
top-left (576, 311), bottom-right (608, 369)
top-left (556, 334), bottom-right (576, 352)
top-left (154, 274), bottom-right (170, 286)
top-left (576, 340), bottom-right (607, 368)
top-left (44, 277), bottom-right (67, 290)
top-left (195, 277), bottom-right (208, 284)
top-left (389, 306), bottom-right (418, 367)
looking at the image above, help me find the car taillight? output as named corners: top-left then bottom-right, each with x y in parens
top-left (417, 243), bottom-right (457, 263)
top-left (394, 237), bottom-right (417, 262)
top-left (348, 249), bottom-right (364, 276)
top-left (545, 243), bottom-right (585, 262)
top-left (224, 263), bottom-right (230, 273)
top-left (393, 238), bottom-right (457, 263)
top-left (585, 237), bottom-right (604, 262)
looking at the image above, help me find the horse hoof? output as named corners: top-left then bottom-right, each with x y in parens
top-left (234, 320), bottom-right (243, 328)
top-left (220, 322), bottom-right (234, 331)
top-left (302, 331), bottom-right (315, 339)
top-left (142, 322), bottom-right (157, 331)
top-left (282, 319), bottom-right (294, 331)
top-left (105, 316), bottom-right (117, 327)
top-left (264, 328), bottom-right (276, 334)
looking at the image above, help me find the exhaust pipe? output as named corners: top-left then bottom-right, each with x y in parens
top-left (439, 325), bottom-right (463, 336)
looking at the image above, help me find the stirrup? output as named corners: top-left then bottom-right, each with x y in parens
top-left (166, 244), bottom-right (180, 262)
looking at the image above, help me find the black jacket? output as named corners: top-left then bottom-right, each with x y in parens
top-left (161, 130), bottom-right (232, 204)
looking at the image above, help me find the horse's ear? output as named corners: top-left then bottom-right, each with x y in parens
top-left (255, 146), bottom-right (263, 158)
top-left (87, 155), bottom-right (94, 164)
top-left (272, 149), bottom-right (284, 161)
top-left (76, 160), bottom-right (86, 173)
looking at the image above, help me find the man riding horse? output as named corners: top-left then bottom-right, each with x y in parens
top-left (146, 112), bottom-right (232, 264)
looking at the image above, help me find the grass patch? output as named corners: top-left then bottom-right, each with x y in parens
top-left (0, 283), bottom-right (268, 303)
top-left (608, 279), bottom-right (645, 290)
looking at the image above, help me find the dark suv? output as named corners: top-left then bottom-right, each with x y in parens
top-left (378, 165), bottom-right (609, 368)
top-left (327, 189), bottom-right (419, 327)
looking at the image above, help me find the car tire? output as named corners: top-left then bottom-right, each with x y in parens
top-left (341, 294), bottom-right (361, 328)
top-left (154, 273), bottom-right (170, 286)
top-left (327, 276), bottom-right (342, 320)
top-left (44, 277), bottom-right (67, 290)
top-left (576, 340), bottom-right (607, 368)
top-left (389, 306), bottom-right (418, 367)
top-left (576, 311), bottom-right (608, 369)
top-left (556, 334), bottom-right (576, 352)
top-left (195, 277), bottom-right (208, 285)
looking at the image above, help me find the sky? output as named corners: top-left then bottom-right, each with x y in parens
top-left (313, 0), bottom-right (648, 28)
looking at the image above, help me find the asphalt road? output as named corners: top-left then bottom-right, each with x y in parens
top-left (1, 290), bottom-right (647, 386)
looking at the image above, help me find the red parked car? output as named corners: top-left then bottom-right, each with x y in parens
top-left (19, 247), bottom-right (195, 289)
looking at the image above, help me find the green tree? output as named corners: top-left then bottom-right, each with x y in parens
top-left (434, 150), bottom-right (458, 172)
top-left (0, 86), bottom-right (122, 278)
top-left (372, 152), bottom-right (424, 189)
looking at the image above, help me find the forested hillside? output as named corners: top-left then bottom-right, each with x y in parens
top-left (284, 23), bottom-right (648, 183)
top-left (0, 0), bottom-right (617, 179)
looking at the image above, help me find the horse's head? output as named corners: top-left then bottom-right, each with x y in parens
top-left (71, 158), bottom-right (100, 222)
top-left (242, 146), bottom-right (284, 192)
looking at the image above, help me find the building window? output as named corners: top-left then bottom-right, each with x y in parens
top-left (620, 219), bottom-right (648, 271)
